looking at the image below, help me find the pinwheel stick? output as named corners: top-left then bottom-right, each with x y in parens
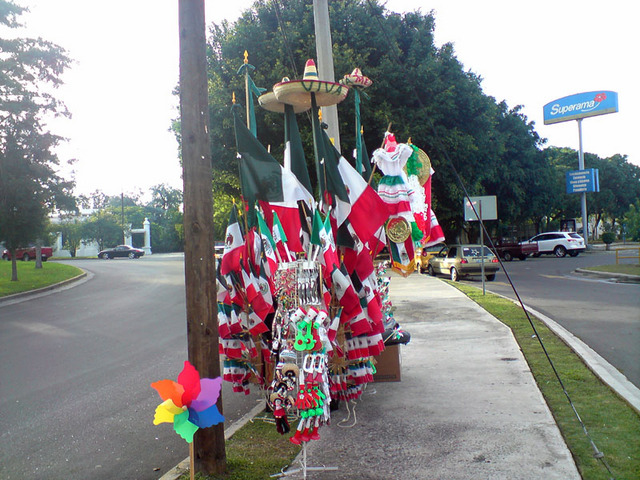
top-left (190, 442), bottom-right (195, 480)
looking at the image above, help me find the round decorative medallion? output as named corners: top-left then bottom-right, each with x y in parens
top-left (386, 217), bottom-right (411, 243)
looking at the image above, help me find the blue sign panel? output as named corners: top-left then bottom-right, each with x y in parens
top-left (566, 169), bottom-right (600, 194)
top-left (543, 91), bottom-right (618, 125)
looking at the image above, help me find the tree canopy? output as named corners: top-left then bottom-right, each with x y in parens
top-left (0, 0), bottom-right (75, 279)
top-left (179, 0), bottom-right (637, 242)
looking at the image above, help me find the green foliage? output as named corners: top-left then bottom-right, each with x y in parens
top-left (82, 210), bottom-right (122, 251)
top-left (62, 186), bottom-right (185, 253)
top-left (601, 232), bottom-right (616, 244)
top-left (622, 200), bottom-right (640, 242)
top-left (54, 217), bottom-right (85, 257)
top-left (199, 0), bottom-right (566, 240)
top-left (0, 0), bottom-right (75, 280)
top-left (174, 0), bottom-right (640, 241)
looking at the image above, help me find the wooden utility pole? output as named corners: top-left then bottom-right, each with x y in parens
top-left (178, 0), bottom-right (226, 474)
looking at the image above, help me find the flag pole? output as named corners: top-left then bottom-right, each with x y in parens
top-left (243, 50), bottom-right (251, 130)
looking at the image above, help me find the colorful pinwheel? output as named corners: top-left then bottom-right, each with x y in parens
top-left (151, 361), bottom-right (225, 443)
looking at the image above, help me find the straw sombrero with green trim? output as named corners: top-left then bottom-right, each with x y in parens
top-left (340, 67), bottom-right (372, 88)
top-left (258, 87), bottom-right (311, 113)
top-left (273, 59), bottom-right (349, 108)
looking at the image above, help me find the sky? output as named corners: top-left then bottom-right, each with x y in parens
top-left (13, 0), bottom-right (639, 201)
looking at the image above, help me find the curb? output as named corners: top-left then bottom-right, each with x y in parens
top-left (0, 270), bottom-right (89, 307)
top-left (159, 402), bottom-right (267, 480)
top-left (575, 268), bottom-right (640, 282)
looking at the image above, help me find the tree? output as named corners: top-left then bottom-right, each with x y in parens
top-left (622, 200), bottom-right (640, 242)
top-left (588, 154), bottom-right (640, 235)
top-left (82, 210), bottom-right (122, 252)
top-left (0, 0), bottom-right (75, 281)
top-left (149, 183), bottom-right (183, 212)
top-left (55, 217), bottom-right (85, 257)
top-left (199, 0), bottom-right (548, 242)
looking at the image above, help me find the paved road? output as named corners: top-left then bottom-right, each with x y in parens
top-left (456, 250), bottom-right (640, 388)
top-left (0, 255), bottom-right (261, 480)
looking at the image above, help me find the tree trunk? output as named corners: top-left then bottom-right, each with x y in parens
top-left (35, 242), bottom-right (43, 269)
top-left (11, 254), bottom-right (18, 281)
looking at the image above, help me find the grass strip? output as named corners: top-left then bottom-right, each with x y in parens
top-left (0, 261), bottom-right (83, 297)
top-left (453, 282), bottom-right (640, 480)
top-left (178, 416), bottom-right (301, 480)
top-left (584, 264), bottom-right (640, 276)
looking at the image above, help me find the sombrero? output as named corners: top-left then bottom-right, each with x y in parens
top-left (340, 67), bottom-right (372, 88)
top-left (273, 59), bottom-right (349, 108)
top-left (258, 88), bottom-right (310, 114)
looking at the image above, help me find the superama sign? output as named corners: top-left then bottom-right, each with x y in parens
top-left (543, 91), bottom-right (618, 125)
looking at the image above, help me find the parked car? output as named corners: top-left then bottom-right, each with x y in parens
top-left (2, 246), bottom-right (53, 262)
top-left (493, 238), bottom-right (538, 261)
top-left (417, 243), bottom-right (446, 273)
top-left (427, 244), bottom-right (500, 281)
top-left (522, 232), bottom-right (585, 258)
top-left (98, 245), bottom-right (145, 259)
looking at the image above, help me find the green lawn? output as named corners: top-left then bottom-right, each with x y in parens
top-left (0, 261), bottom-right (83, 297)
top-left (453, 282), bottom-right (640, 480)
top-left (177, 417), bottom-right (301, 480)
top-left (585, 264), bottom-right (640, 276)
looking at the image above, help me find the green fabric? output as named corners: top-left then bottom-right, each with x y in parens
top-left (405, 144), bottom-right (421, 177)
top-left (378, 175), bottom-right (407, 186)
top-left (310, 93), bottom-right (349, 206)
top-left (285, 104), bottom-right (313, 195)
top-left (411, 221), bottom-right (423, 242)
top-left (236, 63), bottom-right (266, 137)
top-left (353, 89), bottom-right (373, 181)
top-left (272, 211), bottom-right (288, 243)
top-left (256, 209), bottom-right (276, 248)
top-left (310, 209), bottom-right (324, 246)
top-left (233, 108), bottom-right (285, 206)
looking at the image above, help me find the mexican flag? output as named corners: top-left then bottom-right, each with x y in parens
top-left (241, 262), bottom-right (272, 321)
top-left (220, 204), bottom-right (244, 275)
top-left (234, 107), bottom-right (313, 252)
top-left (389, 235), bottom-right (416, 277)
top-left (331, 263), bottom-right (364, 327)
top-left (284, 104), bottom-right (314, 200)
top-left (341, 221), bottom-right (375, 281)
top-left (336, 152), bottom-right (389, 246)
top-left (311, 110), bottom-right (350, 227)
top-left (271, 210), bottom-right (293, 262)
top-left (423, 207), bottom-right (446, 247)
top-left (256, 208), bottom-right (279, 273)
top-left (310, 209), bottom-right (339, 281)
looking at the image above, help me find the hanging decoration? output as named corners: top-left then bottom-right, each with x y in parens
top-left (214, 59), bottom-right (424, 462)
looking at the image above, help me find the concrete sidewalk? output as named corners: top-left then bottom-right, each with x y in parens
top-left (292, 274), bottom-right (580, 479)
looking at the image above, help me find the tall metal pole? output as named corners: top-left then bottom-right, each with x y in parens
top-left (577, 119), bottom-right (589, 247)
top-left (313, 0), bottom-right (341, 151)
top-left (178, 0), bottom-right (226, 474)
top-left (479, 200), bottom-right (485, 296)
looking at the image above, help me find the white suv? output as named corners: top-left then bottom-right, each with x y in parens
top-left (524, 232), bottom-right (585, 258)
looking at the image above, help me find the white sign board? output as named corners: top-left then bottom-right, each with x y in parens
top-left (464, 195), bottom-right (497, 221)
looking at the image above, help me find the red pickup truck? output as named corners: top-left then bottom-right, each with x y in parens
top-left (493, 238), bottom-right (538, 261)
top-left (2, 246), bottom-right (54, 262)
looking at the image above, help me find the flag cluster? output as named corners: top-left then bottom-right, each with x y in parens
top-left (219, 61), bottom-right (443, 443)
